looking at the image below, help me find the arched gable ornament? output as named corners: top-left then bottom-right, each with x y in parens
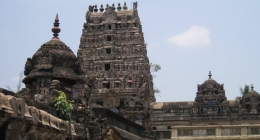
top-left (103, 7), bottom-right (117, 23)
top-left (93, 17), bottom-right (100, 24)
top-left (121, 15), bottom-right (127, 22)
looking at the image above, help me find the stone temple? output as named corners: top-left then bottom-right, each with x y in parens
top-left (0, 2), bottom-right (154, 140)
top-left (0, 2), bottom-right (260, 140)
top-left (152, 72), bottom-right (260, 139)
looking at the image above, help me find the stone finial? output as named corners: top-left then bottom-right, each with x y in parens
top-left (127, 75), bottom-right (133, 88)
top-left (251, 84), bottom-right (254, 90)
top-left (51, 14), bottom-right (60, 40)
top-left (208, 71), bottom-right (212, 79)
top-left (100, 4), bottom-right (104, 12)
top-left (102, 76), bottom-right (108, 88)
top-left (133, 2), bottom-right (138, 9)
top-left (123, 2), bottom-right (127, 10)
top-left (112, 3), bottom-right (115, 10)
top-left (117, 3), bottom-right (122, 11)
top-left (115, 75), bottom-right (121, 88)
top-left (94, 5), bottom-right (98, 12)
top-left (105, 4), bottom-right (109, 11)
top-left (88, 5), bottom-right (94, 12)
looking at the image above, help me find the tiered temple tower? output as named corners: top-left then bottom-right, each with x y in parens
top-left (77, 2), bottom-right (155, 127)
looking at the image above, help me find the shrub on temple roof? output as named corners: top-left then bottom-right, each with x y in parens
top-left (54, 91), bottom-right (73, 122)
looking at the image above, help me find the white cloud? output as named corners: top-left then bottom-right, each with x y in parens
top-left (169, 25), bottom-right (211, 47)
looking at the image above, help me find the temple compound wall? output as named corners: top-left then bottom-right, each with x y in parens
top-left (151, 72), bottom-right (260, 139)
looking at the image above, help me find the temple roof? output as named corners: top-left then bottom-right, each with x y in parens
top-left (23, 14), bottom-right (79, 84)
top-left (201, 71), bottom-right (219, 86)
top-left (86, 2), bottom-right (139, 24)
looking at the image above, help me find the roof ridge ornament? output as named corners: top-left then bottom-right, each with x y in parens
top-left (117, 3), bottom-right (122, 11)
top-left (208, 71), bottom-right (212, 79)
top-left (51, 14), bottom-right (60, 40)
top-left (94, 5), bottom-right (98, 12)
top-left (100, 4), bottom-right (104, 12)
top-left (112, 3), bottom-right (115, 10)
top-left (133, 2), bottom-right (138, 9)
top-left (251, 84), bottom-right (254, 91)
top-left (123, 2), bottom-right (127, 10)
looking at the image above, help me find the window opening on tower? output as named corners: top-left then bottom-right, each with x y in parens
top-left (105, 64), bottom-right (110, 71)
top-left (107, 36), bottom-right (112, 41)
top-left (106, 48), bottom-right (111, 54)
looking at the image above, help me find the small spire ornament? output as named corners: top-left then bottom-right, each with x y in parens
top-left (208, 71), bottom-right (212, 79)
top-left (251, 84), bottom-right (254, 90)
top-left (94, 5), bottom-right (98, 12)
top-left (102, 76), bottom-right (108, 88)
top-left (112, 3), bottom-right (115, 10)
top-left (123, 2), bottom-right (127, 10)
top-left (51, 14), bottom-right (60, 40)
top-left (100, 4), bottom-right (104, 12)
top-left (127, 74), bottom-right (133, 88)
top-left (117, 3), bottom-right (122, 11)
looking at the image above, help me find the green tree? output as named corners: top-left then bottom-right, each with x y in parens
top-left (240, 84), bottom-right (250, 96)
top-left (150, 63), bottom-right (161, 96)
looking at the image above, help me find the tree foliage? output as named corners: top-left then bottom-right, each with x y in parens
top-left (240, 85), bottom-right (250, 96)
top-left (150, 63), bottom-right (161, 96)
top-left (54, 91), bottom-right (73, 122)
top-left (150, 63), bottom-right (161, 73)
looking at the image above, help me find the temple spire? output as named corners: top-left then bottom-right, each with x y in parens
top-left (208, 71), bottom-right (212, 79)
top-left (51, 14), bottom-right (60, 40)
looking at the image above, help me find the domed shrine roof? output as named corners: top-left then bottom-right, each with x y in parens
top-left (202, 71), bottom-right (218, 86)
top-left (195, 71), bottom-right (226, 100)
top-left (23, 14), bottom-right (79, 84)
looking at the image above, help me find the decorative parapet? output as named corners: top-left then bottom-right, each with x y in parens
top-left (0, 92), bottom-right (84, 139)
top-left (155, 124), bottom-right (260, 140)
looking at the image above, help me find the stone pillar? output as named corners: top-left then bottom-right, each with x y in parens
top-left (216, 127), bottom-right (221, 137)
top-left (171, 128), bottom-right (177, 138)
top-left (241, 126), bottom-right (247, 137)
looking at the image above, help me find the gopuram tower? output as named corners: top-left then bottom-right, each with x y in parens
top-left (77, 2), bottom-right (155, 128)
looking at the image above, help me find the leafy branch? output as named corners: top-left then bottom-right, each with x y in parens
top-left (149, 63), bottom-right (162, 96)
top-left (54, 91), bottom-right (73, 122)
top-left (240, 85), bottom-right (250, 96)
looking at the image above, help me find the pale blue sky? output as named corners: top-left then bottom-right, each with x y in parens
top-left (0, 1), bottom-right (259, 102)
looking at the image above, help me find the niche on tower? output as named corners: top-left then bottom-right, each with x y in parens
top-left (105, 64), bottom-right (111, 71)
top-left (106, 48), bottom-right (111, 54)
top-left (107, 36), bottom-right (112, 42)
top-left (108, 24), bottom-right (112, 30)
